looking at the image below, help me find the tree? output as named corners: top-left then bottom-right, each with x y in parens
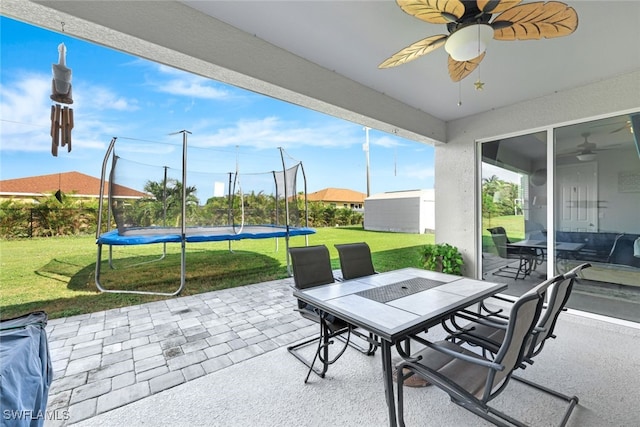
top-left (126, 178), bottom-right (199, 227)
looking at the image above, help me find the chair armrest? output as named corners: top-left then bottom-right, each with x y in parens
top-left (407, 335), bottom-right (504, 371)
top-left (453, 311), bottom-right (547, 334)
top-left (452, 310), bottom-right (509, 330)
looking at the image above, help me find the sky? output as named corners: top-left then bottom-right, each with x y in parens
top-left (0, 16), bottom-right (435, 202)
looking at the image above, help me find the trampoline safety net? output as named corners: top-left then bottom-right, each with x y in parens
top-left (106, 152), bottom-right (306, 235)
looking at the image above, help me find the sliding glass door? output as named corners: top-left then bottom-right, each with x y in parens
top-left (554, 113), bottom-right (640, 321)
top-left (479, 112), bottom-right (640, 322)
top-left (480, 130), bottom-right (548, 297)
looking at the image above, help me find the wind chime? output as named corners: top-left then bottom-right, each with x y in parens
top-left (50, 34), bottom-right (74, 156)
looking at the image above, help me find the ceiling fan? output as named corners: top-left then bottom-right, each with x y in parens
top-left (379, 0), bottom-right (579, 82)
top-left (560, 133), bottom-right (618, 161)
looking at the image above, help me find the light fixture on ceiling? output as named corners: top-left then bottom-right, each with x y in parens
top-left (380, 2), bottom-right (578, 82)
top-left (444, 24), bottom-right (493, 62)
top-left (576, 152), bottom-right (597, 161)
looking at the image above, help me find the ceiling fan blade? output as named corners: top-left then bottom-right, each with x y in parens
top-left (491, 1), bottom-right (578, 41)
top-left (577, 142), bottom-right (597, 150)
top-left (448, 51), bottom-right (485, 82)
top-left (379, 34), bottom-right (448, 68)
top-left (610, 124), bottom-right (630, 134)
top-left (396, 0), bottom-right (465, 24)
top-left (594, 143), bottom-right (623, 151)
top-left (477, 0), bottom-right (523, 15)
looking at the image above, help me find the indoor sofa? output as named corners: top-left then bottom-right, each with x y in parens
top-left (556, 231), bottom-right (640, 287)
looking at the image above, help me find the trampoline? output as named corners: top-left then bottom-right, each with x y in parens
top-left (96, 225), bottom-right (315, 246)
top-left (95, 132), bottom-right (315, 296)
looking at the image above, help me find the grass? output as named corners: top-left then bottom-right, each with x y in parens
top-left (481, 215), bottom-right (527, 254)
top-left (0, 227), bottom-right (434, 320)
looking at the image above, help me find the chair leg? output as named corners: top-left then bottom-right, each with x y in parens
top-left (287, 334), bottom-right (329, 379)
top-left (492, 260), bottom-right (528, 280)
top-left (288, 319), bottom-right (351, 382)
top-left (304, 321), bottom-right (331, 382)
top-left (336, 329), bottom-right (378, 355)
top-left (512, 374), bottom-right (579, 427)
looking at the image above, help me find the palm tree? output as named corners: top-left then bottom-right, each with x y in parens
top-left (126, 178), bottom-right (199, 227)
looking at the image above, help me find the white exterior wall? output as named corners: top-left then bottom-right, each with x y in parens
top-left (436, 71), bottom-right (640, 278)
top-left (364, 190), bottom-right (434, 234)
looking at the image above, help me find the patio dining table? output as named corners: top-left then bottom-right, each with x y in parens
top-left (293, 267), bottom-right (507, 426)
top-left (508, 239), bottom-right (586, 274)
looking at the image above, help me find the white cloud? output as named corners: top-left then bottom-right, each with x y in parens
top-left (372, 135), bottom-right (405, 148)
top-left (75, 85), bottom-right (139, 112)
top-left (190, 116), bottom-right (357, 150)
top-left (150, 64), bottom-right (230, 100)
top-left (0, 73), bottom-right (139, 152)
top-left (159, 79), bottom-right (230, 100)
top-left (0, 74), bottom-right (55, 152)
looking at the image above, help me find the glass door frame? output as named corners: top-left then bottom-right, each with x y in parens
top-left (475, 126), bottom-right (554, 280)
top-left (476, 108), bottom-right (640, 282)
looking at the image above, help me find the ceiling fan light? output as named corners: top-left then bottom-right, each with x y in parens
top-left (445, 24), bottom-right (493, 61)
top-left (577, 153), bottom-right (597, 161)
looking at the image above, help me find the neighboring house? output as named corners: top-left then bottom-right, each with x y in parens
top-left (364, 189), bottom-right (435, 234)
top-left (0, 171), bottom-right (148, 202)
top-left (307, 188), bottom-right (366, 210)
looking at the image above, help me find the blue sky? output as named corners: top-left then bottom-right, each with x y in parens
top-left (0, 16), bottom-right (435, 201)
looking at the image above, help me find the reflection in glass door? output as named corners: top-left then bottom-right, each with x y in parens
top-left (478, 113), bottom-right (640, 322)
top-left (480, 131), bottom-right (548, 297)
top-left (554, 113), bottom-right (640, 322)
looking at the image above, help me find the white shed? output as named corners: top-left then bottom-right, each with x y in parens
top-left (364, 189), bottom-right (435, 234)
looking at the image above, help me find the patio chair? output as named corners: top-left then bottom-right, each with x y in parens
top-left (396, 279), bottom-right (548, 427)
top-left (447, 263), bottom-right (591, 360)
top-left (487, 227), bottom-right (535, 280)
top-left (286, 245), bottom-right (369, 382)
top-left (334, 242), bottom-right (377, 280)
top-left (334, 242), bottom-right (379, 355)
top-left (441, 263), bottom-right (591, 426)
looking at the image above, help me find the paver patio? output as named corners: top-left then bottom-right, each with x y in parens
top-left (43, 277), bottom-right (315, 426)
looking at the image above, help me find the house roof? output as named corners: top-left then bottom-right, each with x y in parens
top-left (0, 171), bottom-right (148, 199)
top-left (307, 188), bottom-right (367, 204)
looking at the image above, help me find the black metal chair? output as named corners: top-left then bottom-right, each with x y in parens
top-left (286, 245), bottom-right (360, 382)
top-left (487, 227), bottom-right (535, 280)
top-left (448, 263), bottom-right (591, 360)
top-left (440, 263), bottom-right (592, 426)
top-left (334, 242), bottom-right (379, 355)
top-left (335, 242), bottom-right (376, 280)
top-left (396, 277), bottom-right (550, 427)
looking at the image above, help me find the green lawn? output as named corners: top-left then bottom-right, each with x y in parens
top-left (0, 227), bottom-right (434, 320)
top-left (481, 215), bottom-right (527, 254)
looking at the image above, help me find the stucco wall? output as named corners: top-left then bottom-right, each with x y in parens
top-left (436, 70), bottom-right (640, 278)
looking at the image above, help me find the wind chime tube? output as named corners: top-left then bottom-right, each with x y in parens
top-left (50, 42), bottom-right (74, 156)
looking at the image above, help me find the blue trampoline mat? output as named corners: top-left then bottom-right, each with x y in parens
top-left (97, 225), bottom-right (316, 245)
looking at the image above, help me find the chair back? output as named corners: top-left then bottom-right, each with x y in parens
top-left (335, 242), bottom-right (376, 280)
top-left (487, 227), bottom-right (510, 242)
top-left (528, 263), bottom-right (591, 357)
top-left (289, 245), bottom-right (335, 290)
top-left (484, 286), bottom-right (545, 400)
top-left (489, 232), bottom-right (509, 259)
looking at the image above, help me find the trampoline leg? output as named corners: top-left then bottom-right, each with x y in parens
top-left (95, 241), bottom-right (186, 297)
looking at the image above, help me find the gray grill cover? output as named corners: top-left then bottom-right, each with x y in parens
top-left (1, 311), bottom-right (52, 427)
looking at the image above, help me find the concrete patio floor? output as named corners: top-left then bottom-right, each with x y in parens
top-left (42, 276), bottom-right (640, 426)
